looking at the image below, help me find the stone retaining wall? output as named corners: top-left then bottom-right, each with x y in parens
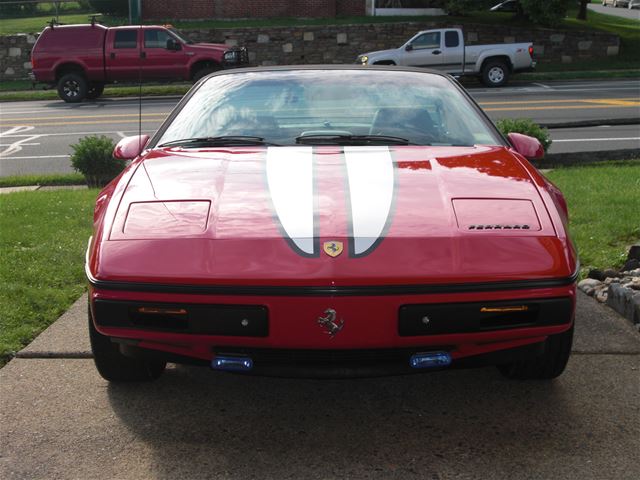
top-left (1, 22), bottom-right (619, 81)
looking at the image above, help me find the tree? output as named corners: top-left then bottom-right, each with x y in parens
top-left (577, 0), bottom-right (589, 20)
top-left (519, 0), bottom-right (571, 27)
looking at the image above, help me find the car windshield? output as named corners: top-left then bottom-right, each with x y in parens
top-left (155, 70), bottom-right (504, 147)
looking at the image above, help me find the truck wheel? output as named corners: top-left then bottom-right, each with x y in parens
top-left (497, 325), bottom-right (573, 380)
top-left (86, 83), bottom-right (105, 100)
top-left (481, 60), bottom-right (510, 87)
top-left (88, 304), bottom-right (166, 382)
top-left (193, 66), bottom-right (219, 82)
top-left (57, 73), bottom-right (88, 102)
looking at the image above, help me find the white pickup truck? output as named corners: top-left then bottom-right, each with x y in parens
top-left (356, 28), bottom-right (535, 87)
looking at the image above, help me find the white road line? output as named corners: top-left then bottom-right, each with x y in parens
top-left (0, 154), bottom-right (69, 160)
top-left (0, 143), bottom-right (39, 147)
top-left (1, 102), bottom-right (178, 115)
top-left (0, 129), bottom-right (155, 138)
top-left (116, 131), bottom-right (128, 138)
top-left (0, 126), bottom-right (42, 156)
top-left (532, 83), bottom-right (552, 89)
top-left (0, 125), bottom-right (34, 137)
top-left (553, 137), bottom-right (640, 142)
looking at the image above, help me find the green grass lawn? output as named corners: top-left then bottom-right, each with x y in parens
top-left (0, 162), bottom-right (638, 366)
top-left (0, 189), bottom-right (96, 365)
top-left (546, 163), bottom-right (640, 272)
top-left (0, 173), bottom-right (85, 188)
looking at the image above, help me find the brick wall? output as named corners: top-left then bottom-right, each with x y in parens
top-left (142, 1), bottom-right (364, 20)
top-left (337, 0), bottom-right (366, 16)
top-left (143, 0), bottom-right (212, 19)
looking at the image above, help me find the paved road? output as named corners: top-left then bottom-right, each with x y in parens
top-left (590, 3), bottom-right (640, 21)
top-left (1, 291), bottom-right (638, 479)
top-left (1, 79), bottom-right (638, 176)
top-left (548, 123), bottom-right (640, 153)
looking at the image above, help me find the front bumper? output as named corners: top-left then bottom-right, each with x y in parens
top-left (90, 283), bottom-right (575, 376)
top-left (222, 47), bottom-right (249, 68)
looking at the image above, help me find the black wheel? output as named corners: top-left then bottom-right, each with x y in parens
top-left (57, 72), bottom-right (88, 102)
top-left (192, 65), bottom-right (219, 82)
top-left (86, 83), bottom-right (105, 100)
top-left (481, 60), bottom-right (510, 87)
top-left (88, 304), bottom-right (166, 382)
top-left (497, 325), bottom-right (574, 380)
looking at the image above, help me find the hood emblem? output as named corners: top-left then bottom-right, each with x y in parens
top-left (323, 241), bottom-right (344, 257)
top-left (317, 308), bottom-right (344, 337)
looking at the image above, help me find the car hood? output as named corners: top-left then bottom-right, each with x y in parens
top-left (360, 48), bottom-right (397, 59)
top-left (90, 145), bottom-right (575, 286)
top-left (186, 42), bottom-right (228, 52)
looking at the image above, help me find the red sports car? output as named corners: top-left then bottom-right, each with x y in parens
top-left (87, 66), bottom-right (578, 382)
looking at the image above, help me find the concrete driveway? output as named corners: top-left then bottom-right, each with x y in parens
top-left (1, 292), bottom-right (639, 479)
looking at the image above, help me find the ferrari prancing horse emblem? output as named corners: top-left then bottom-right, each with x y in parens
top-left (323, 241), bottom-right (344, 257)
top-left (317, 308), bottom-right (344, 338)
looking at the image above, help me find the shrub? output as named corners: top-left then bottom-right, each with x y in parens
top-left (495, 118), bottom-right (552, 152)
top-left (519, 0), bottom-right (569, 27)
top-left (70, 135), bottom-right (125, 187)
top-left (445, 0), bottom-right (476, 16)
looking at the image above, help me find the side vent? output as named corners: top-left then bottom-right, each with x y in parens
top-left (468, 224), bottom-right (531, 230)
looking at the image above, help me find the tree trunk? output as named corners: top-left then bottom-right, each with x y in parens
top-left (577, 0), bottom-right (588, 20)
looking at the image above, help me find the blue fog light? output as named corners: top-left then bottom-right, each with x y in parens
top-left (212, 355), bottom-right (253, 372)
top-left (410, 352), bottom-right (452, 369)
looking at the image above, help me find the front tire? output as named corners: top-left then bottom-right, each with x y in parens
top-left (481, 60), bottom-right (510, 87)
top-left (57, 72), bottom-right (88, 102)
top-left (192, 64), bottom-right (221, 82)
top-left (88, 304), bottom-right (166, 382)
top-left (497, 325), bottom-right (574, 380)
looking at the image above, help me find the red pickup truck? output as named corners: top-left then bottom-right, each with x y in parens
top-left (31, 23), bottom-right (249, 102)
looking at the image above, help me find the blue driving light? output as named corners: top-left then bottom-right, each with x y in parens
top-left (410, 352), bottom-right (452, 369)
top-left (212, 355), bottom-right (253, 372)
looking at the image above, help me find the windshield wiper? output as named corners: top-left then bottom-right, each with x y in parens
top-left (158, 136), bottom-right (279, 148)
top-left (295, 134), bottom-right (417, 146)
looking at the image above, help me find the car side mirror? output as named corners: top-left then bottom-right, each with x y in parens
top-left (113, 135), bottom-right (150, 160)
top-left (405, 44), bottom-right (413, 51)
top-left (507, 132), bottom-right (544, 161)
top-left (166, 38), bottom-right (181, 51)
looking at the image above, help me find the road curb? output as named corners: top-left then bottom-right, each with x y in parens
top-left (543, 118), bottom-right (640, 129)
top-left (535, 149), bottom-right (640, 168)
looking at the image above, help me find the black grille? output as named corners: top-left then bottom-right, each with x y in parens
top-left (399, 297), bottom-right (572, 336)
top-left (93, 299), bottom-right (268, 337)
top-left (213, 347), bottom-right (449, 367)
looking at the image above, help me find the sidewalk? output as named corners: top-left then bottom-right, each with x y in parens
top-left (1, 291), bottom-right (639, 479)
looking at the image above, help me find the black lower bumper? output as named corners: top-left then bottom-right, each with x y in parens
top-left (116, 342), bottom-right (547, 378)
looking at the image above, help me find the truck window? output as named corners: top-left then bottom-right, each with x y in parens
top-left (144, 29), bottom-right (173, 49)
top-left (445, 31), bottom-right (459, 48)
top-left (412, 32), bottom-right (440, 50)
top-left (114, 30), bottom-right (137, 49)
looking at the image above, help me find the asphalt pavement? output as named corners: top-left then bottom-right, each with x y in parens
top-left (589, 3), bottom-right (640, 21)
top-left (1, 79), bottom-right (639, 177)
top-left (1, 291), bottom-right (638, 479)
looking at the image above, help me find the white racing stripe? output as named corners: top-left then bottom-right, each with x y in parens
top-left (266, 146), bottom-right (315, 255)
top-left (344, 146), bottom-right (395, 256)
